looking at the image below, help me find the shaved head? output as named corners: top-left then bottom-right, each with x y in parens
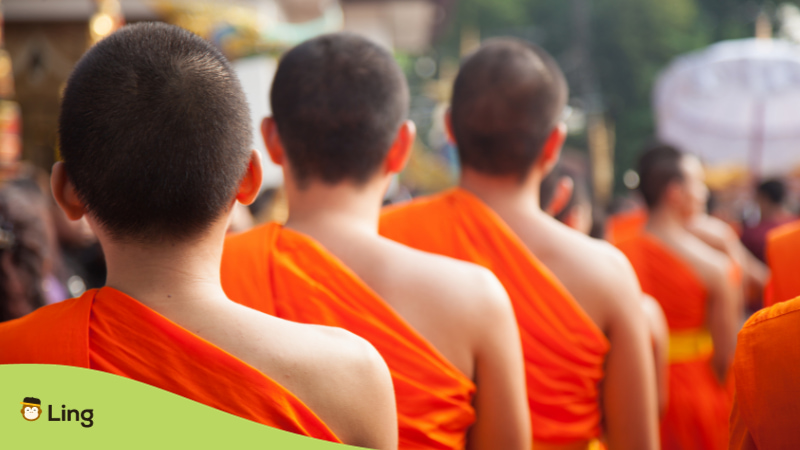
top-left (451, 38), bottom-right (568, 180)
top-left (60, 22), bottom-right (252, 243)
top-left (271, 33), bottom-right (409, 188)
top-left (636, 144), bottom-right (684, 209)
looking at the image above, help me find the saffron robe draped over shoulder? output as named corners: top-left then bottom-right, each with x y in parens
top-left (379, 188), bottom-right (610, 446)
top-left (220, 222), bottom-right (477, 450)
top-left (730, 297), bottom-right (800, 449)
top-left (616, 234), bottom-right (730, 450)
top-left (0, 287), bottom-right (338, 442)
top-left (764, 219), bottom-right (800, 307)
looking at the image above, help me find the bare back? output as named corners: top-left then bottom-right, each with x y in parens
top-left (288, 223), bottom-right (530, 450)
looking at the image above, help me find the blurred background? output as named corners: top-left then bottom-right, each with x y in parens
top-left (1, 0), bottom-right (799, 316)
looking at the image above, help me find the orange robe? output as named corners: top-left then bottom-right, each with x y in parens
top-left (730, 296), bottom-right (800, 449)
top-left (763, 219), bottom-right (800, 307)
top-left (616, 234), bottom-right (730, 450)
top-left (0, 287), bottom-right (338, 442)
top-left (221, 222), bottom-right (476, 450)
top-left (605, 207), bottom-right (648, 246)
top-left (379, 188), bottom-right (610, 446)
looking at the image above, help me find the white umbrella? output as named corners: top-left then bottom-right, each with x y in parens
top-left (654, 38), bottom-right (800, 182)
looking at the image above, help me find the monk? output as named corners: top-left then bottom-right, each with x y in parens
top-left (380, 39), bottom-right (659, 450)
top-left (540, 166), bottom-right (669, 418)
top-left (221, 33), bottom-right (530, 450)
top-left (763, 219), bottom-right (800, 306)
top-left (0, 23), bottom-right (397, 449)
top-left (616, 145), bottom-right (740, 450)
top-left (729, 296), bottom-right (800, 448)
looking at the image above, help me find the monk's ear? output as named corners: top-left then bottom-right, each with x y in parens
top-left (51, 162), bottom-right (86, 221)
top-left (545, 176), bottom-right (574, 217)
top-left (261, 117), bottom-right (284, 166)
top-left (384, 120), bottom-right (417, 175)
top-left (236, 149), bottom-right (263, 206)
top-left (539, 123), bottom-right (567, 175)
top-left (444, 108), bottom-right (456, 144)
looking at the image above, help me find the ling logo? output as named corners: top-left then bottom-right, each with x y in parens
top-left (19, 397), bottom-right (94, 428)
top-left (21, 397), bottom-right (42, 421)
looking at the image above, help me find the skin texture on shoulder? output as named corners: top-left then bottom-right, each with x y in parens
top-left (163, 298), bottom-right (398, 450)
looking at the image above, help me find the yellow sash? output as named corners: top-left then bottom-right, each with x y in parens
top-left (533, 439), bottom-right (602, 450)
top-left (669, 328), bottom-right (713, 363)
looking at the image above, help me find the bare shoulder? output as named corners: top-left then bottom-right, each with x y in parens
top-left (233, 307), bottom-right (395, 447)
top-left (529, 218), bottom-right (644, 329)
top-left (543, 219), bottom-right (640, 297)
top-left (676, 232), bottom-right (732, 288)
top-left (250, 311), bottom-right (390, 400)
top-left (377, 237), bottom-right (511, 318)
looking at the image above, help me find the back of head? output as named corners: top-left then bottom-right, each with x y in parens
top-left (270, 33), bottom-right (409, 187)
top-left (59, 22), bottom-right (252, 243)
top-left (451, 38), bottom-right (568, 181)
top-left (757, 179), bottom-right (786, 206)
top-left (636, 144), bottom-right (685, 209)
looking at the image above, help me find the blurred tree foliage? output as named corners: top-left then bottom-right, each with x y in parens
top-left (431, 0), bottom-right (792, 197)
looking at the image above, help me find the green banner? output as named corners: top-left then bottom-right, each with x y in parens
top-left (1, 364), bottom-right (359, 449)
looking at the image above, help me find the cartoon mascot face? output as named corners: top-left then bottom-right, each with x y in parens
top-left (21, 397), bottom-right (41, 421)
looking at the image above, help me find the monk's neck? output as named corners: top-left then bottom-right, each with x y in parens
top-left (645, 206), bottom-right (691, 237)
top-left (459, 168), bottom-right (544, 216)
top-left (101, 226), bottom-right (228, 308)
top-left (284, 179), bottom-right (385, 238)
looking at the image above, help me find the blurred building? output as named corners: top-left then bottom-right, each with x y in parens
top-left (2, 0), bottom-right (453, 183)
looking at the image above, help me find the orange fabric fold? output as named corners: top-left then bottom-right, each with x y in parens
top-left (379, 188), bottom-right (610, 445)
top-left (221, 222), bottom-right (477, 450)
top-left (605, 208), bottom-right (648, 246)
top-left (764, 219), bottom-right (800, 307)
top-left (730, 297), bottom-right (800, 449)
top-left (0, 288), bottom-right (338, 442)
top-left (616, 235), bottom-right (730, 450)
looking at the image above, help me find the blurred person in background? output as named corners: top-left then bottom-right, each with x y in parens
top-left (0, 180), bottom-right (51, 321)
top-left (541, 164), bottom-right (670, 419)
top-left (540, 163), bottom-right (593, 235)
top-left (741, 179), bottom-right (796, 262)
top-left (761, 210), bottom-right (800, 307)
top-left (617, 144), bottom-right (740, 450)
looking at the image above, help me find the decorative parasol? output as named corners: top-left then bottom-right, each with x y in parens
top-left (654, 38), bottom-right (800, 186)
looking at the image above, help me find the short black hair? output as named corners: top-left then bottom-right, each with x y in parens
top-left (451, 38), bottom-right (568, 180)
top-left (59, 22), bottom-right (252, 243)
top-left (270, 33), bottom-right (409, 188)
top-left (636, 144), bottom-right (685, 209)
top-left (757, 179), bottom-right (786, 205)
